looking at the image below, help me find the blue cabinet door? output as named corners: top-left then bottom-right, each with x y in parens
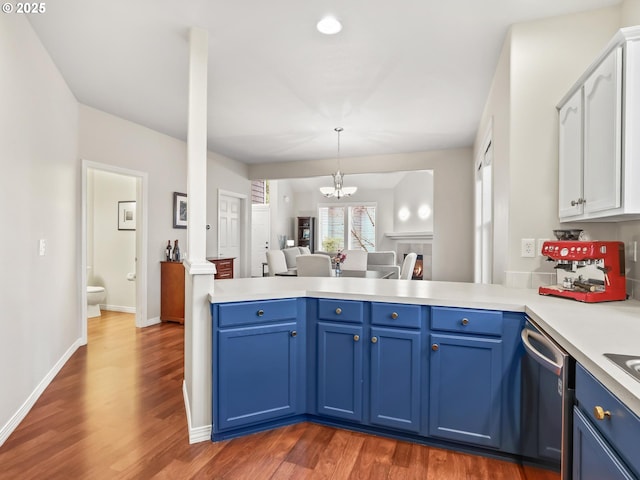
top-left (216, 322), bottom-right (299, 431)
top-left (429, 333), bottom-right (503, 448)
top-left (573, 407), bottom-right (636, 480)
top-left (317, 322), bottom-right (364, 422)
top-left (370, 327), bottom-right (421, 432)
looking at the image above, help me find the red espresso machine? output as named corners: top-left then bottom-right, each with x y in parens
top-left (538, 241), bottom-right (627, 302)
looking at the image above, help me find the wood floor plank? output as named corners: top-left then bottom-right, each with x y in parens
top-left (0, 311), bottom-right (561, 480)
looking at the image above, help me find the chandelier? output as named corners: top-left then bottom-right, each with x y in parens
top-left (319, 127), bottom-right (357, 199)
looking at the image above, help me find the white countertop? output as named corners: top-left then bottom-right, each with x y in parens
top-left (209, 277), bottom-right (640, 418)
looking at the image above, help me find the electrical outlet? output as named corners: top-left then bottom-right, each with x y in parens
top-left (39, 239), bottom-right (46, 256)
top-left (521, 238), bottom-right (536, 258)
top-left (537, 239), bottom-right (549, 256)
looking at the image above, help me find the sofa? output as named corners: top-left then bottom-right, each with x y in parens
top-left (282, 246), bottom-right (311, 269)
top-left (367, 251), bottom-right (400, 279)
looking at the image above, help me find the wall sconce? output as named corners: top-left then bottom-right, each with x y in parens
top-left (418, 205), bottom-right (432, 220)
top-left (398, 207), bottom-right (410, 222)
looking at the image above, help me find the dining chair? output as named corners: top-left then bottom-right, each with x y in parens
top-left (400, 252), bottom-right (418, 280)
top-left (296, 254), bottom-right (332, 277)
top-left (265, 250), bottom-right (288, 276)
top-left (340, 250), bottom-right (368, 271)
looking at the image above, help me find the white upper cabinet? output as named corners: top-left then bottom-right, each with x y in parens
top-left (558, 89), bottom-right (584, 218)
top-left (583, 47), bottom-right (622, 214)
top-left (557, 27), bottom-right (640, 222)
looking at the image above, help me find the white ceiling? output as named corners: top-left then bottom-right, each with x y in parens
top-left (28, 0), bottom-right (620, 165)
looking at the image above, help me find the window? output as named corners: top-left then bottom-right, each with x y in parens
top-left (251, 180), bottom-right (268, 204)
top-left (318, 203), bottom-right (376, 252)
top-left (474, 139), bottom-right (493, 284)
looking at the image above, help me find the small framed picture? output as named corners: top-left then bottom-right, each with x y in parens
top-left (173, 192), bottom-right (187, 229)
top-left (118, 201), bottom-right (136, 231)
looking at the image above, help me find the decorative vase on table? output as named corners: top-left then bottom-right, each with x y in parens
top-left (334, 251), bottom-right (346, 276)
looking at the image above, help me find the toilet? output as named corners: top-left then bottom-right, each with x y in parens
top-left (87, 286), bottom-right (106, 318)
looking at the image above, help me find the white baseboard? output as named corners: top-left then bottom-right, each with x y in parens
top-left (0, 337), bottom-right (83, 447)
top-left (102, 304), bottom-right (136, 314)
top-left (138, 316), bottom-right (161, 328)
top-left (182, 380), bottom-right (212, 444)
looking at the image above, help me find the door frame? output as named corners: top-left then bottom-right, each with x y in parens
top-left (217, 189), bottom-right (249, 278)
top-left (81, 160), bottom-right (149, 343)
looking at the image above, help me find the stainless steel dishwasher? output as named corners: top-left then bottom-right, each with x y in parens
top-left (521, 318), bottom-right (575, 480)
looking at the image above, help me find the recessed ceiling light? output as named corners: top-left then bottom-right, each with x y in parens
top-left (317, 16), bottom-right (342, 35)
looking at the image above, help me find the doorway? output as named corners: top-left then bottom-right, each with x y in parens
top-left (218, 190), bottom-right (247, 277)
top-left (81, 160), bottom-right (149, 344)
top-left (251, 204), bottom-right (271, 277)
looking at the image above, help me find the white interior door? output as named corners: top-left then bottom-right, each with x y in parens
top-left (219, 194), bottom-right (242, 273)
top-left (251, 204), bottom-right (271, 277)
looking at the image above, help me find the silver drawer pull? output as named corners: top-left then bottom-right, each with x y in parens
top-left (335, 307), bottom-right (342, 315)
top-left (257, 309), bottom-right (264, 317)
top-left (461, 318), bottom-right (469, 326)
top-left (391, 312), bottom-right (399, 320)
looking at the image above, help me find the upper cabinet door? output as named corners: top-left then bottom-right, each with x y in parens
top-left (583, 46), bottom-right (622, 214)
top-left (558, 88), bottom-right (584, 219)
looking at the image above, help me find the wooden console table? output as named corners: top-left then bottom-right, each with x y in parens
top-left (207, 257), bottom-right (235, 280)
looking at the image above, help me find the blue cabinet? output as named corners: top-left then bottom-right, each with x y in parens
top-left (212, 297), bottom-right (523, 456)
top-left (573, 363), bottom-right (640, 479)
top-left (428, 332), bottom-right (503, 448)
top-left (212, 298), bottom-right (304, 435)
top-left (427, 307), bottom-right (523, 454)
top-left (316, 321), bottom-right (364, 422)
top-left (573, 407), bottom-right (636, 480)
top-left (370, 326), bottom-right (421, 432)
top-left (316, 300), bottom-right (423, 434)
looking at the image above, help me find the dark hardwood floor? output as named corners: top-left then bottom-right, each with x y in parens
top-left (0, 311), bottom-right (559, 479)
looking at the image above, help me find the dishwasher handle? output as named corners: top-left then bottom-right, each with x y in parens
top-left (521, 328), bottom-right (563, 376)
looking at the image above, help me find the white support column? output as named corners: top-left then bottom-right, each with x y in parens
top-left (183, 26), bottom-right (216, 443)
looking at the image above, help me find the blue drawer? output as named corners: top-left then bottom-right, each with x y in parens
top-left (576, 363), bottom-right (640, 476)
top-left (431, 307), bottom-right (502, 336)
top-left (318, 299), bottom-right (363, 324)
top-left (371, 302), bottom-right (421, 329)
top-left (218, 298), bottom-right (297, 328)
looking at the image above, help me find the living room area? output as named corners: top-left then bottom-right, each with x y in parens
top-left (251, 170), bottom-right (435, 280)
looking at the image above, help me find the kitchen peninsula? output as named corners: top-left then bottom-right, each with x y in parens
top-left (208, 277), bottom-right (640, 474)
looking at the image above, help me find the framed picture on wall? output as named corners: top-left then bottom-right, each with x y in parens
top-left (118, 200), bottom-right (136, 231)
top-left (173, 192), bottom-right (187, 229)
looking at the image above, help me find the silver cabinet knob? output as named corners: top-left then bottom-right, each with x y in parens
top-left (371, 337), bottom-right (378, 344)
top-left (432, 344), bottom-right (439, 351)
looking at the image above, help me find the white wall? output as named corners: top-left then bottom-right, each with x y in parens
top-left (393, 171), bottom-right (435, 234)
top-left (88, 169), bottom-right (137, 310)
top-left (261, 151), bottom-right (473, 282)
top-left (266, 179), bottom-right (295, 250)
top-left (206, 151), bottom-right (252, 276)
top-left (0, 15), bottom-right (79, 444)
top-left (475, 6), bottom-right (623, 287)
top-left (79, 105), bottom-right (188, 321)
top-left (474, 33), bottom-right (511, 286)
